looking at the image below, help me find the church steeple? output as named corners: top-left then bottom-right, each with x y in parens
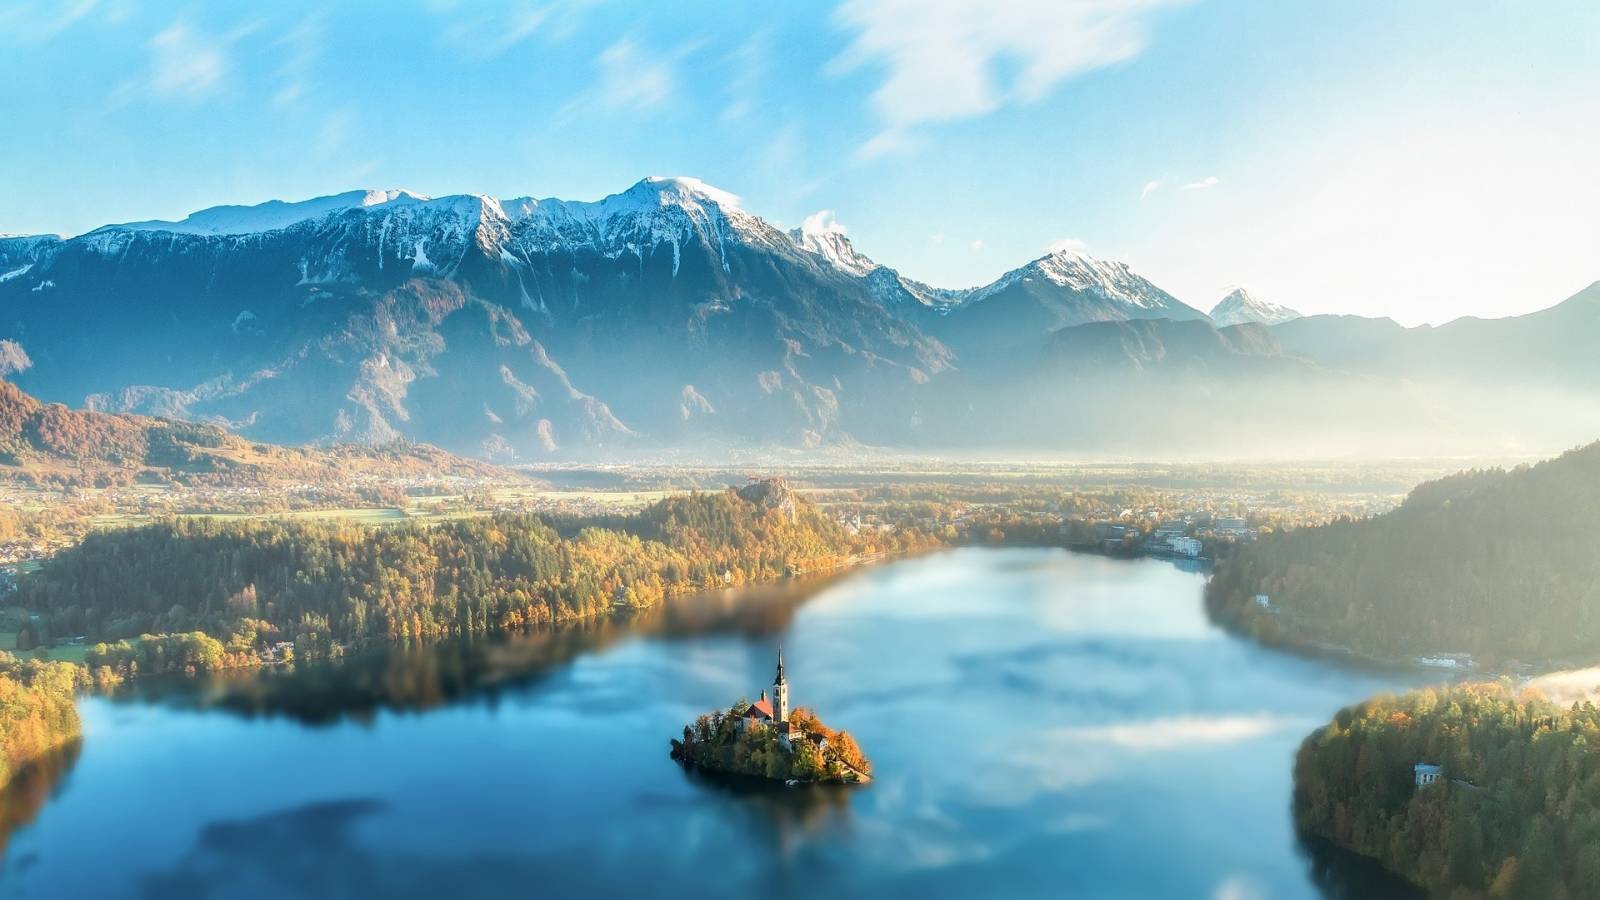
top-left (772, 647), bottom-right (789, 723)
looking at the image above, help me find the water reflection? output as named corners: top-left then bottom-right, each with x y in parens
top-left (1298, 835), bottom-right (1424, 900)
top-left (675, 764), bottom-right (855, 860)
top-left (1, 550), bottom-right (1432, 898)
top-left (0, 742), bottom-right (80, 864)
top-left (112, 574), bottom-right (835, 726)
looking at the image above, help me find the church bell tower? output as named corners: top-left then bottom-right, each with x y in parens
top-left (773, 648), bottom-right (789, 723)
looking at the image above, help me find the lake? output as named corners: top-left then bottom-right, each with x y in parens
top-left (0, 548), bottom-right (1425, 898)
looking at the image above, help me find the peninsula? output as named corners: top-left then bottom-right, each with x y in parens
top-left (671, 650), bottom-right (870, 785)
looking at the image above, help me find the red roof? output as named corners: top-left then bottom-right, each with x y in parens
top-left (745, 699), bottom-right (774, 719)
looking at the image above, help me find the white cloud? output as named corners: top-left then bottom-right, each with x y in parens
top-left (831, 0), bottom-right (1186, 157)
top-left (801, 209), bottom-right (848, 236)
top-left (1046, 237), bottom-right (1090, 257)
top-left (969, 239), bottom-right (985, 251)
top-left (1180, 175), bottom-right (1220, 191)
top-left (0, 340), bottom-right (32, 377)
top-left (1140, 179), bottom-right (1163, 200)
top-left (929, 232), bottom-right (945, 245)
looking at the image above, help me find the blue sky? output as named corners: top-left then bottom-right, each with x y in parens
top-left (3, 0), bottom-right (1597, 324)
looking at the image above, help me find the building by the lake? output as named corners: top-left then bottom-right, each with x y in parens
top-left (1414, 763), bottom-right (1443, 788)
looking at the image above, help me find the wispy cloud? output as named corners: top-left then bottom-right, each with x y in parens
top-left (316, 108), bottom-right (355, 159)
top-left (831, 0), bottom-right (1186, 159)
top-left (114, 17), bottom-right (259, 104)
top-left (720, 27), bottom-right (773, 123)
top-left (855, 128), bottom-right (919, 162)
top-left (437, 3), bottom-right (550, 58)
top-left (0, 0), bottom-right (127, 43)
top-left (1140, 179), bottom-right (1163, 200)
top-left (753, 121), bottom-right (825, 206)
top-left (969, 239), bottom-right (985, 252)
top-left (271, 15), bottom-right (326, 107)
top-left (580, 38), bottom-right (681, 113)
top-left (1180, 175), bottom-right (1220, 191)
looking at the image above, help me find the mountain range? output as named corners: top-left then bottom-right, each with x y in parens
top-left (3, 176), bottom-right (1596, 459)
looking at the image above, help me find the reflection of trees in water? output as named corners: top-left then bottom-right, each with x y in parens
top-left (676, 761), bottom-right (854, 860)
top-left (111, 573), bottom-right (840, 726)
top-left (0, 740), bottom-right (81, 859)
top-left (1298, 832), bottom-right (1422, 900)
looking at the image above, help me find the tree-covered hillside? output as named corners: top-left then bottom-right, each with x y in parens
top-left (1295, 683), bottom-right (1600, 898)
top-left (0, 655), bottom-right (84, 789)
top-left (0, 379), bottom-right (508, 488)
top-left (17, 483), bottom-right (923, 657)
top-left (1207, 442), bottom-right (1600, 665)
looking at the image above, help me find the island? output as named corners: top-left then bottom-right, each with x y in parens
top-left (671, 650), bottom-right (871, 785)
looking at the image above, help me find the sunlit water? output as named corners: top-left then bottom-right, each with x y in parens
top-left (0, 548), bottom-right (1424, 898)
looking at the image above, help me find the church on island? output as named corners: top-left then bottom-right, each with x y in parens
top-left (735, 649), bottom-right (827, 753)
top-left (671, 647), bottom-right (870, 784)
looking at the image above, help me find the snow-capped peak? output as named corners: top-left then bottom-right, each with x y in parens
top-left (101, 189), bottom-right (431, 237)
top-left (1028, 251), bottom-right (1156, 306)
top-left (636, 175), bottom-right (743, 210)
top-left (1209, 288), bottom-right (1301, 327)
top-left (790, 210), bottom-right (878, 277)
top-left (955, 246), bottom-right (1205, 322)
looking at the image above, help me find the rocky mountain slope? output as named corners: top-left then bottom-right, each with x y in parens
top-left (2, 177), bottom-right (1596, 458)
top-left (0, 380), bottom-right (506, 486)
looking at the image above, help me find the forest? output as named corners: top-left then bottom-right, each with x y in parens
top-left (1295, 682), bottom-right (1600, 898)
top-left (1206, 442), bottom-right (1600, 665)
top-left (17, 483), bottom-right (929, 663)
top-left (0, 654), bottom-right (84, 789)
top-left (671, 703), bottom-right (871, 784)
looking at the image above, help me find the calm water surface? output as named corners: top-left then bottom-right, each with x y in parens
top-left (0, 548), bottom-right (1424, 898)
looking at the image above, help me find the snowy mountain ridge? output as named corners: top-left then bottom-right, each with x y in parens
top-left (1209, 288), bottom-right (1301, 327)
top-left (62, 177), bottom-right (1179, 318)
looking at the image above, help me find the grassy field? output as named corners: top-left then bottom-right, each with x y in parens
top-left (74, 487), bottom-right (679, 534)
top-left (0, 606), bottom-right (91, 664)
top-left (0, 637), bottom-right (91, 665)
